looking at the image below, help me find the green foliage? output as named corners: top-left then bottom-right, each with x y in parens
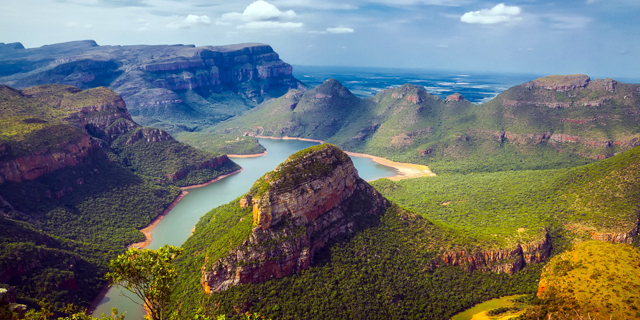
top-left (215, 78), bottom-right (640, 174)
top-left (110, 128), bottom-right (240, 187)
top-left (170, 206), bottom-right (542, 320)
top-left (174, 132), bottom-right (265, 155)
top-left (107, 245), bottom-right (183, 320)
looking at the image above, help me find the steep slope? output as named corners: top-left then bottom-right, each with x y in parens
top-left (0, 41), bottom-right (305, 133)
top-left (169, 144), bottom-right (550, 319)
top-left (218, 75), bottom-right (640, 173)
top-left (0, 84), bottom-right (239, 307)
top-left (216, 79), bottom-right (370, 141)
top-left (526, 241), bottom-right (640, 319)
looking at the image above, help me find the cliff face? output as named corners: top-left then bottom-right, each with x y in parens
top-left (0, 41), bottom-right (305, 132)
top-left (201, 144), bottom-right (389, 292)
top-left (440, 231), bottom-right (552, 274)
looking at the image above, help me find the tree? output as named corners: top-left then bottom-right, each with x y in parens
top-left (106, 245), bottom-right (183, 320)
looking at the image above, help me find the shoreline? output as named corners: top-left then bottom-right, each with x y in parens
top-left (344, 151), bottom-right (436, 181)
top-left (227, 151), bottom-right (267, 158)
top-left (255, 135), bottom-right (325, 144)
top-left (255, 135), bottom-right (435, 181)
top-left (130, 168), bottom-right (243, 248)
top-left (87, 281), bottom-right (112, 315)
top-left (90, 168), bottom-right (243, 314)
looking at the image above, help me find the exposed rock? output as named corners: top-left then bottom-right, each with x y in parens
top-left (446, 93), bottom-right (466, 102)
top-left (126, 128), bottom-right (173, 145)
top-left (0, 135), bottom-right (99, 184)
top-left (201, 144), bottom-right (389, 292)
top-left (531, 74), bottom-right (591, 91)
top-left (440, 230), bottom-right (552, 274)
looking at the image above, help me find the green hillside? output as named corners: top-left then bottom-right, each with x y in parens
top-left (169, 143), bottom-right (640, 319)
top-left (173, 132), bottom-right (265, 155)
top-left (214, 76), bottom-right (640, 174)
top-left (0, 84), bottom-right (239, 309)
top-left (522, 241), bottom-right (640, 319)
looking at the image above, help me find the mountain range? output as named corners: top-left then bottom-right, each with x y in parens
top-left (1, 41), bottom-right (639, 319)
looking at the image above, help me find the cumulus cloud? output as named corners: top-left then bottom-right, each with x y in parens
top-left (220, 0), bottom-right (302, 30)
top-left (460, 3), bottom-right (522, 24)
top-left (167, 14), bottom-right (211, 29)
top-left (327, 27), bottom-right (355, 33)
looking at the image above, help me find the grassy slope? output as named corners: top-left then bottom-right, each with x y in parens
top-left (525, 241), bottom-right (640, 319)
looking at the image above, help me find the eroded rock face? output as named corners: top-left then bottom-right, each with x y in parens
top-left (0, 135), bottom-right (99, 184)
top-left (446, 93), bottom-right (466, 102)
top-left (440, 231), bottom-right (552, 274)
top-left (201, 144), bottom-right (389, 292)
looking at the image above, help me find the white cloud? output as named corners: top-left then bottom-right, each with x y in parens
top-left (310, 26), bottom-right (355, 34)
top-left (221, 0), bottom-right (296, 22)
top-left (460, 3), bottom-right (522, 24)
top-left (220, 0), bottom-right (302, 30)
top-left (185, 14), bottom-right (211, 26)
top-left (238, 21), bottom-right (303, 29)
top-left (167, 14), bottom-right (211, 29)
top-left (327, 27), bottom-right (354, 34)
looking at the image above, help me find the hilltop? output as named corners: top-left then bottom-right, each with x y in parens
top-left (215, 75), bottom-right (640, 173)
top-left (0, 40), bottom-right (305, 133)
top-left (0, 84), bottom-right (239, 307)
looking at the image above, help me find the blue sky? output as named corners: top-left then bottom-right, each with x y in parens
top-left (1, 0), bottom-right (639, 79)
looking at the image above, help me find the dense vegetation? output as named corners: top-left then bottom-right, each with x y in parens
top-left (171, 205), bottom-right (542, 320)
top-left (0, 84), bottom-right (240, 309)
top-left (174, 132), bottom-right (265, 156)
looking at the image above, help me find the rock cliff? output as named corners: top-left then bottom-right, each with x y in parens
top-left (0, 41), bottom-right (305, 132)
top-left (440, 231), bottom-right (552, 273)
top-left (201, 144), bottom-right (389, 292)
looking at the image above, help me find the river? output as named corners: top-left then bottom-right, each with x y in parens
top-left (92, 138), bottom-right (398, 319)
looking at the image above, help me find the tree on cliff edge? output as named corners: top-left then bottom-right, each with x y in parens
top-left (106, 245), bottom-right (182, 320)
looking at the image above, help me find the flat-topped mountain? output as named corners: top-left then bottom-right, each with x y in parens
top-left (217, 75), bottom-right (640, 173)
top-left (0, 41), bottom-right (305, 132)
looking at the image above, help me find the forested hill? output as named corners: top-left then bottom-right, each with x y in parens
top-left (0, 84), bottom-right (239, 308)
top-left (214, 74), bottom-right (640, 173)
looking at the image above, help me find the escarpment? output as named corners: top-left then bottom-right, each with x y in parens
top-left (201, 144), bottom-right (389, 292)
top-left (0, 41), bottom-right (305, 131)
top-left (440, 231), bottom-right (552, 274)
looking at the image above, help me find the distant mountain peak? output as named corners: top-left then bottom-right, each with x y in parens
top-left (313, 78), bottom-right (353, 98)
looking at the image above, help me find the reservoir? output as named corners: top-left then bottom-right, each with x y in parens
top-left (92, 138), bottom-right (398, 318)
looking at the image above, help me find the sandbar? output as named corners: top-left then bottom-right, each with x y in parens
top-left (255, 135), bottom-right (435, 181)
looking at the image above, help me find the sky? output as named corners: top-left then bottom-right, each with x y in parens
top-left (1, 0), bottom-right (639, 80)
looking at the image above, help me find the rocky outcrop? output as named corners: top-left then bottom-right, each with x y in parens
top-left (0, 135), bottom-right (99, 184)
top-left (440, 231), bottom-right (552, 274)
top-left (446, 93), bottom-right (466, 102)
top-left (0, 41), bottom-right (305, 128)
top-left (531, 74), bottom-right (591, 91)
top-left (125, 128), bottom-right (173, 145)
top-left (201, 144), bottom-right (389, 292)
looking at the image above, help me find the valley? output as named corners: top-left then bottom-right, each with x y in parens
top-left (0, 41), bottom-right (639, 320)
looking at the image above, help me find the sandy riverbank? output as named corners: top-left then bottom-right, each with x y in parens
top-left (227, 151), bottom-right (267, 158)
top-left (128, 168), bottom-right (243, 249)
top-left (256, 136), bottom-right (435, 181)
top-left (344, 151), bottom-right (436, 181)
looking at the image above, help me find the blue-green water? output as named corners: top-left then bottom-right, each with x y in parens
top-left (92, 138), bottom-right (397, 318)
